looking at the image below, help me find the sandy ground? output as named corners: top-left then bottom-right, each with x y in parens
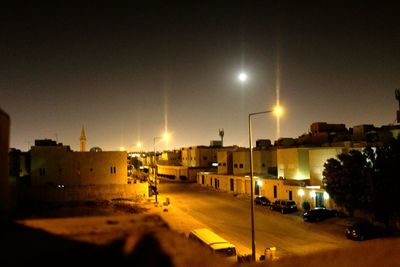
top-left (16, 196), bottom-right (205, 245)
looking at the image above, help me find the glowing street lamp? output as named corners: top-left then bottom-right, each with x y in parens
top-left (136, 142), bottom-right (142, 150)
top-left (248, 106), bottom-right (282, 261)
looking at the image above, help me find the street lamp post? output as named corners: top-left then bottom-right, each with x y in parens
top-left (153, 136), bottom-right (161, 204)
top-left (248, 108), bottom-right (281, 261)
top-left (153, 132), bottom-right (171, 204)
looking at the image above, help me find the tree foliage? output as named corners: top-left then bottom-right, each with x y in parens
top-left (323, 137), bottom-right (400, 223)
top-left (131, 157), bottom-right (142, 170)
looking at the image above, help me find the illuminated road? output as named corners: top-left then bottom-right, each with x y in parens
top-left (158, 180), bottom-right (356, 258)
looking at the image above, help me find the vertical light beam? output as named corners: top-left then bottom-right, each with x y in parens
top-left (275, 42), bottom-right (281, 140)
top-left (163, 72), bottom-right (169, 151)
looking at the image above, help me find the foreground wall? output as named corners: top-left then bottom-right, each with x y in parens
top-left (0, 109), bottom-right (10, 214)
top-left (17, 183), bottom-right (149, 202)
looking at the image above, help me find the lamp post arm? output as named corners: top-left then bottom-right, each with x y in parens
top-left (249, 110), bottom-right (273, 118)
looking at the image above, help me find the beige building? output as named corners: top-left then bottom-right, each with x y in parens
top-left (232, 149), bottom-right (250, 175)
top-left (157, 146), bottom-right (221, 182)
top-left (197, 172), bottom-right (334, 209)
top-left (309, 147), bottom-right (345, 186)
top-left (158, 150), bottom-right (181, 166)
top-left (198, 143), bottom-right (373, 209)
top-left (217, 150), bottom-right (233, 174)
top-left (277, 148), bottom-right (311, 181)
top-left (217, 148), bottom-right (277, 176)
top-left (31, 143), bottom-right (128, 186)
top-left (253, 149), bottom-right (277, 176)
top-left (181, 146), bottom-right (218, 167)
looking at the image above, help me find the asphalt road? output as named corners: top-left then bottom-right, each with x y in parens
top-left (158, 180), bottom-right (356, 258)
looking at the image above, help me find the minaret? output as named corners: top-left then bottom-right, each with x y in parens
top-left (80, 126), bottom-right (86, 152)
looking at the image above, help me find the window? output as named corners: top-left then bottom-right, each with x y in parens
top-left (262, 163), bottom-right (265, 168)
top-left (202, 175), bottom-right (205, 184)
top-left (203, 156), bottom-right (207, 160)
top-left (110, 166), bottom-right (116, 174)
top-left (239, 164), bottom-right (243, 168)
top-left (230, 179), bottom-right (234, 191)
top-left (234, 164), bottom-right (238, 168)
top-left (274, 185), bottom-right (277, 198)
top-left (223, 163), bottom-right (226, 166)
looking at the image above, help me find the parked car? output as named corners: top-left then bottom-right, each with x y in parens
top-left (345, 222), bottom-right (387, 241)
top-left (303, 207), bottom-right (339, 222)
top-left (270, 199), bottom-right (297, 214)
top-left (254, 196), bottom-right (271, 206)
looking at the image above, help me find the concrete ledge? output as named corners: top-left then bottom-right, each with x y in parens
top-left (16, 183), bottom-right (149, 202)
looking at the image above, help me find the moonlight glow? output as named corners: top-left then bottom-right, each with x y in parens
top-left (238, 72), bottom-right (248, 82)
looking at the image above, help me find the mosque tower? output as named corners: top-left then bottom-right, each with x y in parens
top-left (80, 126), bottom-right (86, 152)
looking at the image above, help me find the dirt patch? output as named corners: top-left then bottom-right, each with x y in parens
top-left (12, 198), bottom-right (148, 219)
top-left (112, 202), bottom-right (148, 214)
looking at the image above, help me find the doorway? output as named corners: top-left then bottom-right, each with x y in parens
top-left (315, 192), bottom-right (324, 207)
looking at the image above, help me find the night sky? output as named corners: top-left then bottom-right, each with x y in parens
top-left (1, 1), bottom-right (400, 151)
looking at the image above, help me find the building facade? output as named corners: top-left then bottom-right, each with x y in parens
top-left (197, 172), bottom-right (334, 209)
top-left (181, 146), bottom-right (218, 167)
top-left (31, 142), bottom-right (127, 186)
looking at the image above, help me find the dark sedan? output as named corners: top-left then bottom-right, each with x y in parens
top-left (345, 222), bottom-right (387, 241)
top-left (303, 207), bottom-right (338, 222)
top-left (254, 196), bottom-right (271, 206)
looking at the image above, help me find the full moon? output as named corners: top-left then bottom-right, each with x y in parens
top-left (238, 72), bottom-right (247, 82)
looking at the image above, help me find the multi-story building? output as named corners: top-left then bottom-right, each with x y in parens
top-left (157, 146), bottom-right (220, 181)
top-left (158, 150), bottom-right (181, 166)
top-left (277, 147), bottom-right (311, 181)
top-left (181, 146), bottom-right (218, 167)
top-left (217, 150), bottom-right (233, 175)
top-left (197, 121), bottom-right (400, 210)
top-left (30, 140), bottom-right (127, 186)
